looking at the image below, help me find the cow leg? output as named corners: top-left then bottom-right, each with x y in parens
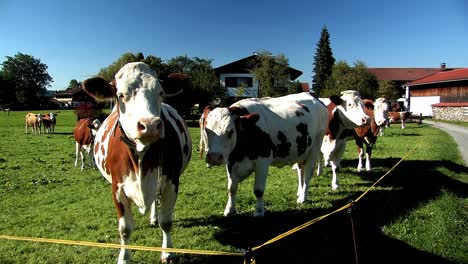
top-left (298, 141), bottom-right (321, 203)
top-left (150, 200), bottom-right (157, 226)
top-left (114, 191), bottom-right (135, 264)
top-left (401, 119), bottom-right (405, 129)
top-left (224, 171), bottom-right (239, 217)
top-left (356, 141), bottom-right (364, 172)
top-left (330, 139), bottom-right (347, 190)
top-left (253, 162), bottom-right (269, 217)
top-left (365, 145), bottom-right (372, 171)
top-left (74, 143), bottom-right (81, 168)
top-left (158, 178), bottom-right (177, 263)
top-left (316, 151), bottom-right (323, 177)
top-left (292, 163), bottom-right (303, 198)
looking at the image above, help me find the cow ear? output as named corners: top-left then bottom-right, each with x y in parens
top-left (364, 101), bottom-right (374, 110)
top-left (235, 113), bottom-right (260, 131)
top-left (329, 95), bottom-right (343, 105)
top-left (83, 77), bottom-right (116, 101)
top-left (161, 73), bottom-right (192, 98)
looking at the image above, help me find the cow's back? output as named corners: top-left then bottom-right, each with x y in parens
top-left (231, 92), bottom-right (328, 165)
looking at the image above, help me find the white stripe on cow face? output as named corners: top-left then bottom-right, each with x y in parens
top-left (114, 62), bottom-right (165, 152)
top-left (204, 108), bottom-right (237, 166)
top-left (373, 98), bottom-right (389, 127)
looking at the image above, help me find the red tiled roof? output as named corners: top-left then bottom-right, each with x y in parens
top-left (432, 102), bottom-right (468, 107)
top-left (301, 83), bottom-right (310, 92)
top-left (407, 68), bottom-right (468, 86)
top-left (368, 68), bottom-right (441, 81)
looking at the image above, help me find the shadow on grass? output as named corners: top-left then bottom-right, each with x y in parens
top-left (176, 159), bottom-right (468, 264)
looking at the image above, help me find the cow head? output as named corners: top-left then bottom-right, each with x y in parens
top-left (83, 62), bottom-right (176, 152)
top-left (90, 119), bottom-right (101, 137)
top-left (203, 106), bottom-right (258, 166)
top-left (330, 90), bottom-right (369, 129)
top-left (373, 98), bottom-right (389, 127)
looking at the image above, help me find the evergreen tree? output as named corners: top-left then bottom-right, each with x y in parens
top-left (312, 25), bottom-right (335, 95)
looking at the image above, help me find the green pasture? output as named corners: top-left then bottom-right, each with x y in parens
top-left (0, 110), bottom-right (466, 263)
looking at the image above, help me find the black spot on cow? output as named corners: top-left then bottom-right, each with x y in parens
top-left (301, 105), bottom-right (310, 112)
top-left (295, 110), bottom-right (303, 117)
top-left (276, 131), bottom-right (291, 158)
top-left (296, 123), bottom-right (309, 156)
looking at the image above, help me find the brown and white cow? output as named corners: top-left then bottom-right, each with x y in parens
top-left (353, 99), bottom-right (380, 172)
top-left (373, 98), bottom-right (390, 136)
top-left (73, 118), bottom-right (101, 170)
top-left (42, 113), bottom-right (57, 134)
top-left (318, 90), bottom-right (370, 190)
top-left (82, 62), bottom-right (192, 263)
top-left (25, 113), bottom-right (43, 134)
top-left (388, 111), bottom-right (411, 129)
top-left (202, 92), bottom-right (329, 217)
top-left (199, 105), bottom-right (214, 168)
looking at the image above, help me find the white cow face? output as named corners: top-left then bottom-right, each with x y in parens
top-left (204, 108), bottom-right (237, 166)
top-left (83, 62), bottom-right (166, 152)
top-left (91, 119), bottom-right (101, 137)
top-left (373, 97), bottom-right (389, 127)
top-left (332, 90), bottom-right (370, 128)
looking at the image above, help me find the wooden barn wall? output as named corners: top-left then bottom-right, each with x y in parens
top-left (410, 82), bottom-right (468, 103)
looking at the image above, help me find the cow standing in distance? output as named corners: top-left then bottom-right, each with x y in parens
top-left (25, 113), bottom-right (43, 134)
top-left (73, 118), bottom-right (101, 170)
top-left (319, 90), bottom-right (370, 190)
top-left (202, 92), bottom-right (329, 217)
top-left (82, 62), bottom-right (192, 264)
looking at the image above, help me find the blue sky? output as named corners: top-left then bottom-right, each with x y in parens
top-left (1, 0), bottom-right (467, 90)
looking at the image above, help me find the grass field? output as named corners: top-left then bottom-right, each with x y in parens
top-left (0, 110), bottom-right (467, 264)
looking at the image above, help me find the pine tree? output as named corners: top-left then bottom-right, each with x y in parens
top-left (312, 26), bottom-right (335, 95)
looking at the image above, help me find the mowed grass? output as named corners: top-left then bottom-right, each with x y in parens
top-left (0, 110), bottom-right (467, 264)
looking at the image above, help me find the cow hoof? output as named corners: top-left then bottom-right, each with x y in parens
top-left (332, 185), bottom-right (339, 191)
top-left (223, 207), bottom-right (237, 217)
top-left (297, 194), bottom-right (307, 204)
top-left (161, 253), bottom-right (176, 264)
top-left (254, 210), bottom-right (265, 217)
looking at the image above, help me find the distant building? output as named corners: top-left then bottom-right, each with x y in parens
top-left (54, 84), bottom-right (95, 109)
top-left (404, 68), bottom-right (468, 120)
top-left (214, 54), bottom-right (302, 98)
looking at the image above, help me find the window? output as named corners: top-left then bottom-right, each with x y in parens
top-left (225, 77), bottom-right (253, 88)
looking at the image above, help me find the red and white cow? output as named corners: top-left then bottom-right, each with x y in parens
top-left (373, 98), bottom-right (389, 136)
top-left (353, 99), bottom-right (380, 172)
top-left (42, 113), bottom-right (57, 134)
top-left (82, 62), bottom-right (192, 263)
top-left (388, 111), bottom-right (411, 129)
top-left (73, 118), bottom-right (101, 170)
top-left (25, 113), bottom-right (43, 134)
top-left (203, 92), bottom-right (328, 217)
top-left (199, 105), bottom-right (214, 168)
top-left (318, 90), bottom-right (370, 190)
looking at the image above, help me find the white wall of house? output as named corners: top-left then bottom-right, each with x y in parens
top-left (220, 73), bottom-right (259, 97)
top-left (410, 96), bottom-right (440, 116)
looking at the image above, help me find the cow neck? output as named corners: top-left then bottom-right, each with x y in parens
top-left (114, 101), bottom-right (137, 151)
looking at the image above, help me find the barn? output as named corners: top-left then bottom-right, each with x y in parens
top-left (404, 68), bottom-right (468, 120)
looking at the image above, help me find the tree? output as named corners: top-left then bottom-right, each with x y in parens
top-left (312, 25), bottom-right (335, 95)
top-left (377, 80), bottom-right (400, 100)
top-left (97, 52), bottom-right (142, 81)
top-left (1, 53), bottom-right (53, 109)
top-left (68, 79), bottom-right (79, 89)
top-left (322, 60), bottom-right (378, 99)
top-left (288, 80), bottom-right (304, 94)
top-left (250, 51), bottom-right (290, 97)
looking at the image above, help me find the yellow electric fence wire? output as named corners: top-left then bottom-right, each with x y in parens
top-left (252, 143), bottom-right (421, 252)
top-left (0, 234), bottom-right (242, 257)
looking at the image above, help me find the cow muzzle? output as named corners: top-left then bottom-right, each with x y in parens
top-left (206, 152), bottom-right (225, 166)
top-left (135, 117), bottom-right (164, 144)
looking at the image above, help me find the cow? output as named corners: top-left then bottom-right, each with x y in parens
top-left (199, 105), bottom-right (214, 168)
top-left (49, 112), bottom-right (57, 132)
top-left (42, 113), bottom-right (54, 133)
top-left (25, 113), bottom-right (43, 134)
top-left (373, 97), bottom-right (389, 136)
top-left (388, 111), bottom-right (411, 129)
top-left (82, 62), bottom-right (192, 264)
top-left (353, 99), bottom-right (381, 172)
top-left (318, 90), bottom-right (370, 190)
top-left (73, 118), bottom-right (101, 170)
top-left (202, 92), bottom-right (329, 217)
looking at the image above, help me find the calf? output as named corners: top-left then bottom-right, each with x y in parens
top-left (82, 62), bottom-right (192, 263)
top-left (319, 90), bottom-right (370, 190)
top-left (73, 118), bottom-right (101, 170)
top-left (25, 113), bottom-right (43, 134)
top-left (203, 92), bottom-right (328, 217)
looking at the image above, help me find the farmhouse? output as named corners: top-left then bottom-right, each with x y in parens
top-left (214, 53), bottom-right (303, 98)
top-left (404, 68), bottom-right (468, 120)
top-left (54, 83), bottom-right (95, 109)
